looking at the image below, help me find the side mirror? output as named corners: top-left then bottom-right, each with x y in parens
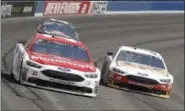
top-left (94, 62), bottom-right (98, 67)
top-left (107, 52), bottom-right (113, 56)
top-left (107, 52), bottom-right (113, 61)
top-left (18, 40), bottom-right (26, 44)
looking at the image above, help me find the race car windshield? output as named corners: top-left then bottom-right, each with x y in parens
top-left (116, 50), bottom-right (165, 69)
top-left (41, 21), bottom-right (78, 40)
top-left (32, 39), bottom-right (90, 62)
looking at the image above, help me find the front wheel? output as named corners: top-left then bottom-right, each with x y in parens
top-left (18, 60), bottom-right (23, 84)
top-left (166, 89), bottom-right (171, 96)
top-left (101, 56), bottom-right (111, 86)
top-left (10, 63), bottom-right (15, 80)
top-left (11, 58), bottom-right (17, 81)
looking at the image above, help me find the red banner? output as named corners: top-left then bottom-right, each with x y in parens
top-left (44, 1), bottom-right (91, 16)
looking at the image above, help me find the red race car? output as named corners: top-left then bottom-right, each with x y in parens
top-left (11, 33), bottom-right (101, 97)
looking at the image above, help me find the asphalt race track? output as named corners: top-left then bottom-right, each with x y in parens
top-left (1, 14), bottom-right (184, 110)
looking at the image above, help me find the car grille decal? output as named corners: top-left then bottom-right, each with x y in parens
top-left (42, 70), bottom-right (84, 82)
top-left (49, 78), bottom-right (75, 85)
top-left (128, 81), bottom-right (154, 89)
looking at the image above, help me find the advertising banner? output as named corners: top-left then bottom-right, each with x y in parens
top-left (1, 1), bottom-right (36, 18)
top-left (1, 2), bottom-right (12, 18)
top-left (43, 1), bottom-right (91, 16)
top-left (91, 1), bottom-right (108, 14)
top-left (106, 1), bottom-right (184, 11)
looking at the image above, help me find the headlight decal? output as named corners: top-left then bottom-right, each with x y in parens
top-left (112, 67), bottom-right (126, 74)
top-left (85, 74), bottom-right (98, 78)
top-left (160, 79), bottom-right (171, 83)
top-left (26, 61), bottom-right (42, 69)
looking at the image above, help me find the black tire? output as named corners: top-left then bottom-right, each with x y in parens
top-left (101, 56), bottom-right (111, 86)
top-left (100, 59), bottom-right (107, 85)
top-left (10, 58), bottom-right (16, 80)
top-left (101, 58), bottom-right (107, 78)
top-left (10, 64), bottom-right (15, 79)
top-left (18, 60), bottom-right (23, 84)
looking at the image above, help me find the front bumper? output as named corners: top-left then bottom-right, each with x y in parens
top-left (108, 72), bottom-right (172, 99)
top-left (108, 83), bottom-right (170, 99)
top-left (20, 66), bottom-right (100, 97)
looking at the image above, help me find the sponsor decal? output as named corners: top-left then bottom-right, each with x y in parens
top-left (118, 61), bottom-right (167, 75)
top-left (152, 68), bottom-right (167, 75)
top-left (58, 67), bottom-right (71, 72)
top-left (44, 1), bottom-right (91, 16)
top-left (116, 75), bottom-right (122, 80)
top-left (161, 84), bottom-right (167, 89)
top-left (31, 55), bottom-right (94, 70)
top-left (1, 4), bottom-right (12, 18)
top-left (92, 1), bottom-right (108, 14)
top-left (138, 65), bottom-right (151, 70)
top-left (23, 6), bottom-right (33, 13)
top-left (137, 73), bottom-right (148, 77)
top-left (117, 61), bottom-right (142, 69)
top-left (12, 6), bottom-right (22, 13)
top-left (32, 71), bottom-right (38, 76)
top-left (21, 67), bottom-right (28, 81)
top-left (117, 61), bottom-right (165, 75)
top-left (128, 81), bottom-right (154, 89)
top-left (2, 1), bottom-right (35, 18)
top-left (50, 78), bottom-right (74, 85)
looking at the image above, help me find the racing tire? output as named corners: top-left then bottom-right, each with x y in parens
top-left (10, 63), bottom-right (15, 80)
top-left (101, 56), bottom-right (111, 86)
top-left (10, 58), bottom-right (17, 81)
top-left (100, 60), bottom-right (106, 85)
top-left (166, 89), bottom-right (171, 96)
top-left (18, 60), bottom-right (23, 84)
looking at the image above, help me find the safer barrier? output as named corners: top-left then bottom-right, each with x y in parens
top-left (104, 1), bottom-right (184, 14)
top-left (106, 1), bottom-right (184, 11)
top-left (1, 1), bottom-right (184, 19)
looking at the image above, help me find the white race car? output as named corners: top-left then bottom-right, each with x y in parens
top-left (99, 46), bottom-right (174, 98)
top-left (11, 33), bottom-right (101, 97)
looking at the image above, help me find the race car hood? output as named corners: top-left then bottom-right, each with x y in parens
top-left (28, 52), bottom-right (96, 72)
top-left (115, 60), bottom-right (168, 76)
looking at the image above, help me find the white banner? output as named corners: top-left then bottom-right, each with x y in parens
top-left (1, 4), bottom-right (12, 18)
top-left (91, 1), bottom-right (108, 14)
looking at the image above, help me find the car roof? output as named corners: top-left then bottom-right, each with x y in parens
top-left (33, 33), bottom-right (87, 49)
top-left (119, 45), bottom-right (162, 58)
